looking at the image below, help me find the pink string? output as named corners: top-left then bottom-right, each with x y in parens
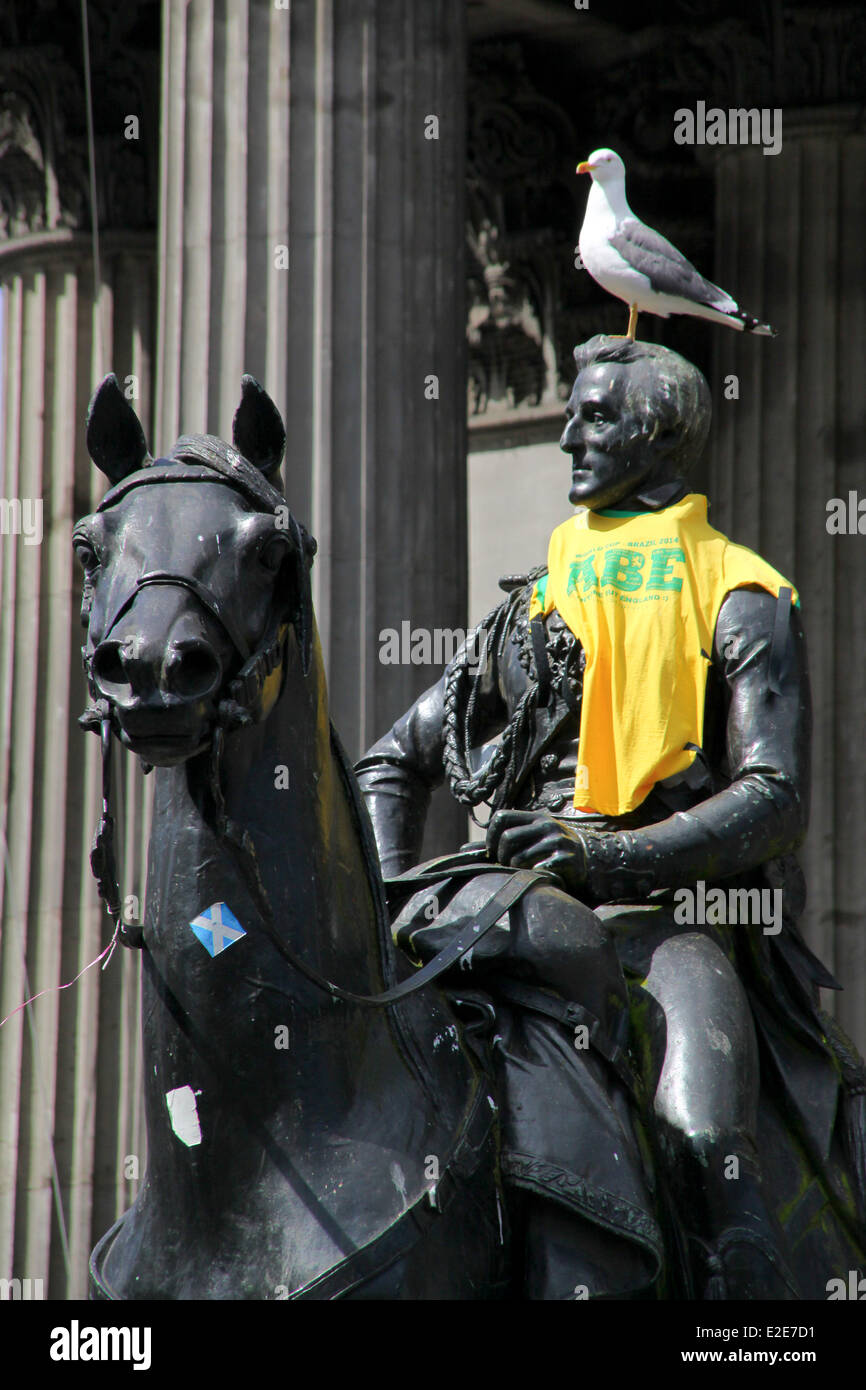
top-left (0, 923), bottom-right (121, 1029)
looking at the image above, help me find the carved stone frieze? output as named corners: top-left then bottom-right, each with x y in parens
top-left (0, 3), bottom-right (158, 243)
top-left (467, 43), bottom-right (586, 417)
top-left (465, 39), bottom-right (716, 418)
top-left (577, 3), bottom-right (866, 132)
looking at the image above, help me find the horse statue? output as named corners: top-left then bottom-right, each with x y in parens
top-left (76, 372), bottom-right (866, 1301)
top-left (78, 375), bottom-right (661, 1301)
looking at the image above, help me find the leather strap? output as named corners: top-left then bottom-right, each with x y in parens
top-left (99, 569), bottom-right (253, 664)
top-left (236, 864), bottom-right (547, 1009)
top-left (288, 1082), bottom-right (499, 1299)
top-left (768, 586), bottom-right (793, 696)
top-left (530, 615), bottom-right (552, 707)
top-left (490, 976), bottom-right (639, 1098)
top-left (560, 644), bottom-right (581, 715)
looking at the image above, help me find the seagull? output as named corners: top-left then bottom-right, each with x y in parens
top-left (576, 148), bottom-right (776, 340)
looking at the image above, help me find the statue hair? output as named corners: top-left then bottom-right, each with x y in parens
top-left (572, 335), bottom-right (711, 474)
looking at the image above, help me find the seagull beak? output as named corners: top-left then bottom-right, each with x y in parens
top-left (576, 161), bottom-right (594, 175)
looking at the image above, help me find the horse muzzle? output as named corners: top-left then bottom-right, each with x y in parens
top-left (115, 712), bottom-right (214, 764)
top-left (87, 634), bottom-right (223, 762)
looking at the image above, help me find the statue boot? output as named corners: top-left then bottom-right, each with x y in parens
top-left (642, 930), bottom-right (799, 1298)
top-left (678, 1141), bottom-right (800, 1299)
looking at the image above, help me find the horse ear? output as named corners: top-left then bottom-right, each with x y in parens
top-left (233, 375), bottom-right (286, 478)
top-left (287, 512), bottom-right (316, 676)
top-left (86, 374), bottom-right (150, 484)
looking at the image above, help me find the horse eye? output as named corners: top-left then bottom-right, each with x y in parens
top-left (74, 540), bottom-right (100, 573)
top-left (257, 536), bottom-right (288, 575)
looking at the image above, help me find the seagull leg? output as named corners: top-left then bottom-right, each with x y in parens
top-left (608, 304), bottom-right (641, 341)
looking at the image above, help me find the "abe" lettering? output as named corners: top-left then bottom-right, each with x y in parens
top-left (568, 545), bottom-right (686, 595)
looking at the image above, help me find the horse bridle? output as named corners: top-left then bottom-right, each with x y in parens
top-left (94, 569), bottom-right (256, 667)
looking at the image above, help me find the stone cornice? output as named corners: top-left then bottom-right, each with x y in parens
top-left (572, 4), bottom-right (866, 118)
top-left (0, 228), bottom-right (155, 279)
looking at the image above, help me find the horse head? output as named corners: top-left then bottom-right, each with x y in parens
top-left (74, 374), bottom-right (316, 767)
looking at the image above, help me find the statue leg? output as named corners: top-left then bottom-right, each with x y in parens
top-left (641, 932), bottom-right (799, 1298)
top-left (394, 875), bottom-right (660, 1297)
top-left (503, 887), bottom-right (659, 1299)
top-left (396, 871), bottom-right (629, 1040)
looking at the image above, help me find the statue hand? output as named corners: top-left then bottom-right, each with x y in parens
top-left (486, 810), bottom-right (589, 895)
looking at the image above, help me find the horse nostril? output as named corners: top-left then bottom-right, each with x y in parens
top-left (166, 642), bottom-right (222, 699)
top-left (92, 641), bottom-right (130, 692)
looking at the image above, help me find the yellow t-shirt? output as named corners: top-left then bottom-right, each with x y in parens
top-left (529, 494), bottom-right (798, 815)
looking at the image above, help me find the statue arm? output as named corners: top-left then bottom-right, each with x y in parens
top-left (356, 653), bottom-right (508, 877)
top-left (578, 585), bottom-right (812, 900)
top-left (489, 587), bottom-right (811, 901)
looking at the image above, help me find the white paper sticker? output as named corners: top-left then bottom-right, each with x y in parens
top-left (165, 1085), bottom-right (203, 1147)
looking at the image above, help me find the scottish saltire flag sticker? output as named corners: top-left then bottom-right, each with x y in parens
top-left (189, 902), bottom-right (247, 957)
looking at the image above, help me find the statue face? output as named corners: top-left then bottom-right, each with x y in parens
top-left (560, 362), bottom-right (668, 510)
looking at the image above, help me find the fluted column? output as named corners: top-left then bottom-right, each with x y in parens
top-left (709, 112), bottom-right (866, 1048)
top-left (0, 237), bottom-right (155, 1297)
top-left (156, 0), bottom-right (468, 852)
top-left (0, 8), bottom-right (159, 1298)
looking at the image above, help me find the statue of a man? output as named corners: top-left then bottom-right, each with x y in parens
top-left (356, 336), bottom-right (863, 1299)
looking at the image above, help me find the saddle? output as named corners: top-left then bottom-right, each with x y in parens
top-left (384, 846), bottom-right (665, 1285)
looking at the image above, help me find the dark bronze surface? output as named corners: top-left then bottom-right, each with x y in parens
top-left (74, 347), bottom-right (866, 1298)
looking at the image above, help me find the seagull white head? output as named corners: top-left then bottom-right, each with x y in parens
top-left (576, 148), bottom-right (625, 186)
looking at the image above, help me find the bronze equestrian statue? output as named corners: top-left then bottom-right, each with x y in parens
top-left (356, 335), bottom-right (866, 1299)
top-left (76, 374), bottom-right (658, 1299)
top-left (75, 350), bottom-right (865, 1298)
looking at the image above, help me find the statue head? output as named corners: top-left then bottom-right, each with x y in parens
top-left (560, 336), bottom-right (711, 510)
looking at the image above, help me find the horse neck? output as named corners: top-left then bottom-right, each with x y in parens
top-left (213, 622), bottom-right (388, 992)
top-left (147, 620), bottom-right (389, 998)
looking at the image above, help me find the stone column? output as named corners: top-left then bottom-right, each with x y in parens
top-left (0, 30), bottom-right (158, 1297)
top-left (155, 0), bottom-right (468, 852)
top-left (709, 111), bottom-right (866, 1046)
top-left (0, 235), bottom-right (156, 1298)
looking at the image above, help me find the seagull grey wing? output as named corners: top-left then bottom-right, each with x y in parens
top-left (610, 218), bottom-right (737, 312)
